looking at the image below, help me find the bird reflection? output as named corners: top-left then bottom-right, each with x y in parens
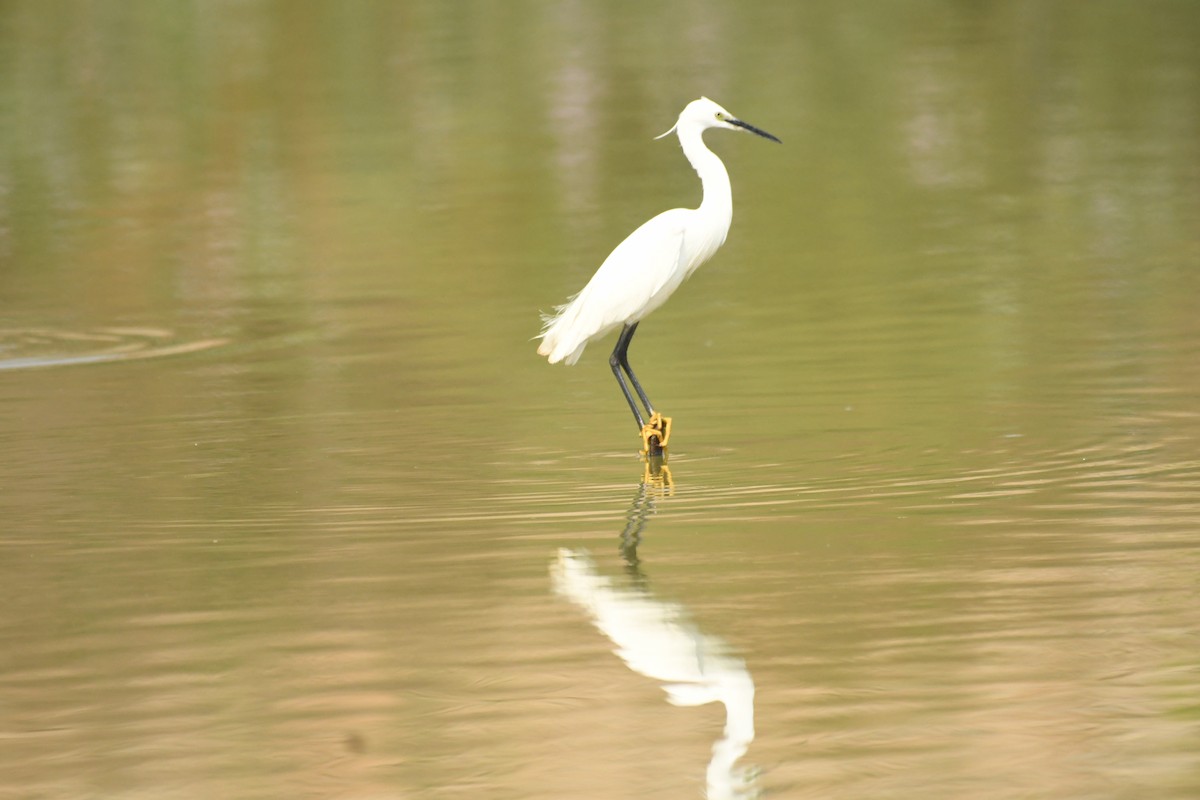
top-left (551, 470), bottom-right (758, 800)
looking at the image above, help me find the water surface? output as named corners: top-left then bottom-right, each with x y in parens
top-left (2, 2), bottom-right (1199, 798)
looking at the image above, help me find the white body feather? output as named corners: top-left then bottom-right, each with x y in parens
top-left (537, 98), bottom-right (745, 366)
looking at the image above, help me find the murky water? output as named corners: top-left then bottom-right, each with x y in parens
top-left (3, 2), bottom-right (1199, 798)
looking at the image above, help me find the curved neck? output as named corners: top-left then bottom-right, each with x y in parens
top-left (677, 125), bottom-right (732, 219)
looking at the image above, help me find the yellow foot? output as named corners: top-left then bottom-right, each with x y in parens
top-left (638, 412), bottom-right (672, 457)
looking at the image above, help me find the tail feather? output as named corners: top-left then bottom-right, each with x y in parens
top-left (536, 294), bottom-right (591, 365)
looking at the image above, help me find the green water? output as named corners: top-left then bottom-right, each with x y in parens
top-left (2, 2), bottom-right (1199, 798)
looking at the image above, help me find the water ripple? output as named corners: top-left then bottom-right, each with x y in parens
top-left (0, 327), bottom-right (228, 371)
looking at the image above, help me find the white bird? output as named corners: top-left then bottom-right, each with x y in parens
top-left (536, 97), bottom-right (779, 456)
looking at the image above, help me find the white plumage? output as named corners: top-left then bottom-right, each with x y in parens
top-left (536, 97), bottom-right (779, 451)
top-left (538, 97), bottom-right (777, 364)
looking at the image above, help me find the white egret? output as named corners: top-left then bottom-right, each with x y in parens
top-left (536, 97), bottom-right (779, 456)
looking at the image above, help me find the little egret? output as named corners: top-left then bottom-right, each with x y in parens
top-left (536, 97), bottom-right (780, 456)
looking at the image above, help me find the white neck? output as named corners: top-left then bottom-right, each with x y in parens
top-left (677, 124), bottom-right (732, 223)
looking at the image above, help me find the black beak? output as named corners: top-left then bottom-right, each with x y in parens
top-left (729, 117), bottom-right (781, 143)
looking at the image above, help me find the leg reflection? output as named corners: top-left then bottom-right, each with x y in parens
top-left (619, 460), bottom-right (672, 580)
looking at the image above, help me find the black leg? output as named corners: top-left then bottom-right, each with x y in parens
top-left (613, 323), bottom-right (657, 417)
top-left (610, 323), bottom-right (671, 456)
top-left (610, 324), bottom-right (646, 428)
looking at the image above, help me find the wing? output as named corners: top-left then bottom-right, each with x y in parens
top-left (537, 209), bottom-right (688, 364)
top-left (582, 208), bottom-right (689, 322)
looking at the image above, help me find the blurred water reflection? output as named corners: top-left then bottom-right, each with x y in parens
top-left (553, 468), bottom-right (757, 799)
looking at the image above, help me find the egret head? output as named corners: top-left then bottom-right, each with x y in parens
top-left (656, 97), bottom-right (781, 143)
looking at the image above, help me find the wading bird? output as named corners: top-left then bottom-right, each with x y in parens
top-left (536, 97), bottom-right (780, 456)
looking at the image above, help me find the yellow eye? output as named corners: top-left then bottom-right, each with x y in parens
top-left (715, 112), bottom-right (725, 120)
